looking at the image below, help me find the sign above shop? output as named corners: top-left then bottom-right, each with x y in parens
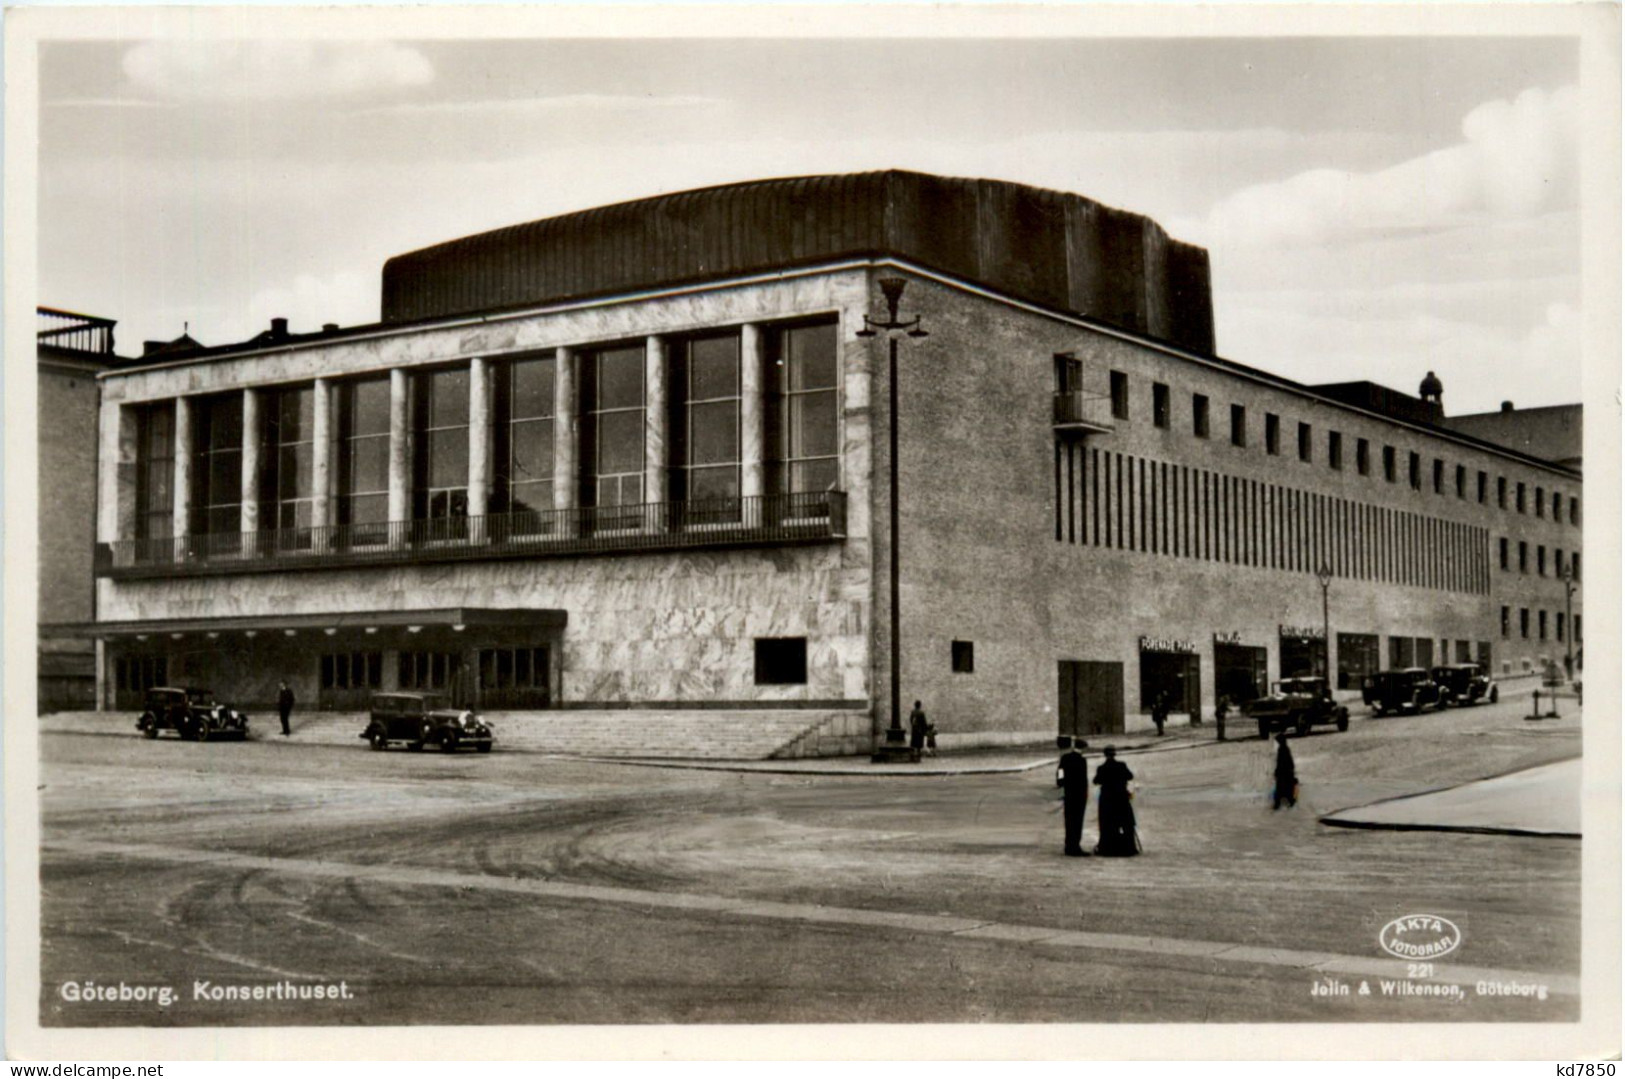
top-left (1279, 625), bottom-right (1325, 640)
top-left (1213, 632), bottom-right (1245, 646)
top-left (1140, 635), bottom-right (1196, 654)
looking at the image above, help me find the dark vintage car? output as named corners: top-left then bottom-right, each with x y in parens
top-left (1361, 668), bottom-right (1444, 715)
top-left (1431, 663), bottom-right (1498, 706)
top-left (136, 686), bottom-right (251, 741)
top-left (1242, 676), bottom-right (1350, 737)
top-left (361, 692), bottom-right (493, 753)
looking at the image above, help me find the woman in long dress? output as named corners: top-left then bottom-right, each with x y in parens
top-left (1093, 746), bottom-right (1140, 856)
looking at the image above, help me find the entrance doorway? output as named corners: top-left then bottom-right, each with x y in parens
top-left (1214, 643), bottom-right (1268, 705)
top-left (1058, 661), bottom-right (1124, 739)
top-left (1139, 649), bottom-right (1200, 716)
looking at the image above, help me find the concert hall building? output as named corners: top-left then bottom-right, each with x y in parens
top-left (81, 171), bottom-right (1583, 754)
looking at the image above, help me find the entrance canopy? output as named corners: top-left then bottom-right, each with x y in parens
top-left (49, 607), bottom-right (567, 640)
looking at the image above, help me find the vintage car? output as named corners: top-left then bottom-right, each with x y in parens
top-left (1361, 668), bottom-right (1444, 715)
top-left (1431, 663), bottom-right (1499, 707)
top-left (136, 686), bottom-right (251, 741)
top-left (1242, 676), bottom-right (1350, 738)
top-left (361, 692), bottom-right (493, 753)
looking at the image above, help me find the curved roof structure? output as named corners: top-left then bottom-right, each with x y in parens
top-left (380, 170), bottom-right (1216, 354)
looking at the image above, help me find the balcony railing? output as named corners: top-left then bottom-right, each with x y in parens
top-left (95, 491), bottom-right (847, 579)
top-left (38, 306), bottom-right (116, 356)
top-left (1053, 391), bottom-right (1115, 436)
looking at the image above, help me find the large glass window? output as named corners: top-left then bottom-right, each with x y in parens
top-left (335, 378), bottom-right (390, 537)
top-left (194, 394), bottom-right (243, 537)
top-left (136, 402), bottom-right (176, 540)
top-left (581, 344), bottom-right (646, 513)
top-left (495, 356), bottom-right (556, 520)
top-left (414, 367), bottom-right (471, 523)
top-left (478, 646), bottom-right (551, 709)
top-left (263, 386), bottom-right (316, 533)
top-left (767, 322), bottom-right (838, 495)
top-left (671, 333), bottom-right (741, 505)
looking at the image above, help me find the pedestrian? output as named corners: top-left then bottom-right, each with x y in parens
top-left (277, 679), bottom-right (295, 736)
top-left (1273, 733), bottom-right (1298, 810)
top-left (1151, 692), bottom-right (1168, 737)
top-left (1055, 737), bottom-right (1090, 857)
top-left (908, 700), bottom-right (929, 762)
top-left (1215, 694), bottom-right (1230, 741)
top-left (1093, 745), bottom-right (1140, 856)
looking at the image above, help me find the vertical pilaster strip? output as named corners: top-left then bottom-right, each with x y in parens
top-left (468, 357), bottom-right (491, 540)
top-left (388, 368), bottom-right (411, 525)
top-left (240, 388), bottom-right (262, 544)
top-left (172, 395), bottom-right (193, 556)
top-left (554, 347), bottom-right (578, 525)
top-left (645, 335), bottom-right (667, 517)
top-left (740, 323), bottom-right (764, 502)
top-left (312, 378), bottom-right (333, 549)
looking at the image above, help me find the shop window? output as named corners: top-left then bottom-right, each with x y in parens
top-left (1355, 437), bottom-right (1369, 476)
top-left (1230, 404), bottom-right (1246, 447)
top-left (754, 637), bottom-right (807, 685)
top-left (1328, 431), bottom-right (1343, 471)
top-left (1152, 383), bottom-right (1170, 429)
top-left (321, 652), bottom-right (382, 690)
top-left (1110, 371), bottom-right (1129, 420)
top-left (478, 646), bottom-right (551, 708)
top-left (1297, 422), bottom-right (1312, 462)
top-left (1192, 394), bottom-right (1210, 439)
top-left (951, 640), bottom-right (975, 673)
top-left (398, 650), bottom-right (460, 691)
top-left (1388, 636), bottom-right (1415, 669)
top-left (1336, 632), bottom-right (1379, 690)
top-left (1265, 414), bottom-right (1281, 456)
top-left (115, 655), bottom-right (168, 693)
top-left (766, 322), bottom-right (838, 497)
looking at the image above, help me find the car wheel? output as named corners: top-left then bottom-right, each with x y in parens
top-left (441, 731), bottom-right (458, 753)
top-left (141, 715), bottom-right (158, 739)
top-left (369, 729), bottom-right (387, 751)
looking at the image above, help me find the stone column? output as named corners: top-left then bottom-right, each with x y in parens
top-left (468, 357), bottom-right (492, 542)
top-left (172, 395), bottom-right (193, 559)
top-left (388, 368), bottom-right (411, 533)
top-left (311, 378), bottom-right (332, 549)
top-left (740, 323), bottom-right (765, 503)
top-left (240, 387), bottom-right (262, 551)
top-left (645, 336), bottom-right (667, 524)
top-left (553, 347), bottom-right (577, 536)
top-left (94, 638), bottom-right (108, 713)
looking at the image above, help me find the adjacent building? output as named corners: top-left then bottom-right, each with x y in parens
top-left (76, 171), bottom-right (1583, 751)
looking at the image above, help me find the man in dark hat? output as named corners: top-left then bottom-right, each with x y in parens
top-left (1093, 745), bottom-right (1140, 856)
top-left (1273, 733), bottom-right (1298, 810)
top-left (277, 679), bottom-right (295, 737)
top-left (1055, 737), bottom-right (1090, 857)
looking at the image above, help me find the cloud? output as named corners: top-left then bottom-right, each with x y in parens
top-left (1187, 85), bottom-right (1579, 250)
top-left (122, 41), bottom-right (434, 101)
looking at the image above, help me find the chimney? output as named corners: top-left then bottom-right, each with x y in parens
top-left (270, 317), bottom-right (288, 337)
top-left (1501, 400), bottom-right (1514, 413)
top-left (143, 341), bottom-right (165, 356)
top-left (322, 323), bottom-right (339, 333)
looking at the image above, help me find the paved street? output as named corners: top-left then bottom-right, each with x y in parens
top-left (39, 690), bottom-right (1580, 1026)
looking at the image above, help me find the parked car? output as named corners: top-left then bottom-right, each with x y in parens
top-left (361, 692), bottom-right (493, 753)
top-left (136, 686), bottom-right (251, 741)
top-left (1361, 668), bottom-right (1443, 715)
top-left (1242, 676), bottom-right (1350, 737)
top-left (1431, 663), bottom-right (1498, 707)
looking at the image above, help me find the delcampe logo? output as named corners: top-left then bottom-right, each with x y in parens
top-left (1379, 914), bottom-right (1462, 960)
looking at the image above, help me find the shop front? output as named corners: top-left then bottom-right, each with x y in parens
top-left (1138, 636), bottom-right (1201, 718)
top-left (1279, 624), bottom-right (1326, 679)
top-left (1336, 632), bottom-right (1380, 690)
top-left (1213, 632), bottom-right (1268, 705)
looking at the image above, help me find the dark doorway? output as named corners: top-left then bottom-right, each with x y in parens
top-left (1139, 650), bottom-right (1200, 716)
top-left (1058, 660), bottom-right (1124, 739)
top-left (1214, 643), bottom-right (1268, 705)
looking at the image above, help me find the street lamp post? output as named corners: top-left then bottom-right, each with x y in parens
top-left (858, 277), bottom-right (927, 763)
top-left (1317, 563), bottom-right (1333, 683)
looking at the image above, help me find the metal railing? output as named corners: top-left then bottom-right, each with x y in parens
top-left (38, 306), bottom-right (117, 356)
top-left (1053, 391), bottom-right (1115, 432)
top-left (96, 491), bottom-right (847, 578)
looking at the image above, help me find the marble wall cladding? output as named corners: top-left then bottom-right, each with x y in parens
top-left (100, 542), bottom-right (871, 705)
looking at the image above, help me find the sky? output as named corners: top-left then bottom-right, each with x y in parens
top-left (36, 28), bottom-right (1589, 414)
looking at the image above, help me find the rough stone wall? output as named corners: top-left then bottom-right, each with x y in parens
top-left (40, 364), bottom-right (102, 627)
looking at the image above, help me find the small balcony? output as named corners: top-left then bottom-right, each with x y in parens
top-left (1053, 391), bottom-right (1115, 437)
top-left (95, 491), bottom-right (847, 580)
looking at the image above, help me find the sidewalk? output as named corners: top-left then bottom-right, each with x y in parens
top-left (38, 709), bottom-right (1214, 775)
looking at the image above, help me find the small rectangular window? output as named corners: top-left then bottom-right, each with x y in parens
top-left (1192, 394), bottom-right (1210, 439)
top-left (1408, 452), bottom-right (1421, 490)
top-left (1516, 482), bottom-right (1526, 513)
top-left (1328, 431), bottom-right (1343, 470)
top-left (1110, 371), bottom-right (1129, 421)
top-left (1297, 422), bottom-right (1312, 462)
top-left (1152, 383), bottom-right (1170, 428)
top-left (754, 637), bottom-right (807, 685)
top-left (1538, 610), bottom-right (1548, 641)
top-left (1499, 537), bottom-right (1508, 569)
top-left (1573, 553), bottom-right (1581, 580)
top-left (1556, 612), bottom-right (1566, 642)
top-left (1569, 496), bottom-right (1579, 525)
top-left (1265, 414), bottom-right (1281, 456)
top-left (1455, 465), bottom-right (1466, 498)
top-left (1383, 446), bottom-right (1396, 483)
top-left (951, 640), bottom-right (975, 673)
top-left (1555, 548), bottom-right (1565, 577)
top-left (1519, 608), bottom-right (1529, 639)
top-left (1518, 541), bottom-right (1528, 573)
top-left (1477, 471), bottom-right (1488, 503)
top-left (1355, 438), bottom-right (1370, 476)
top-left (1432, 459), bottom-right (1444, 494)
top-left (1535, 486), bottom-right (1545, 517)
top-left (1500, 606), bottom-right (1510, 638)
top-left (1537, 545), bottom-right (1546, 576)
top-left (1230, 404), bottom-right (1246, 447)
